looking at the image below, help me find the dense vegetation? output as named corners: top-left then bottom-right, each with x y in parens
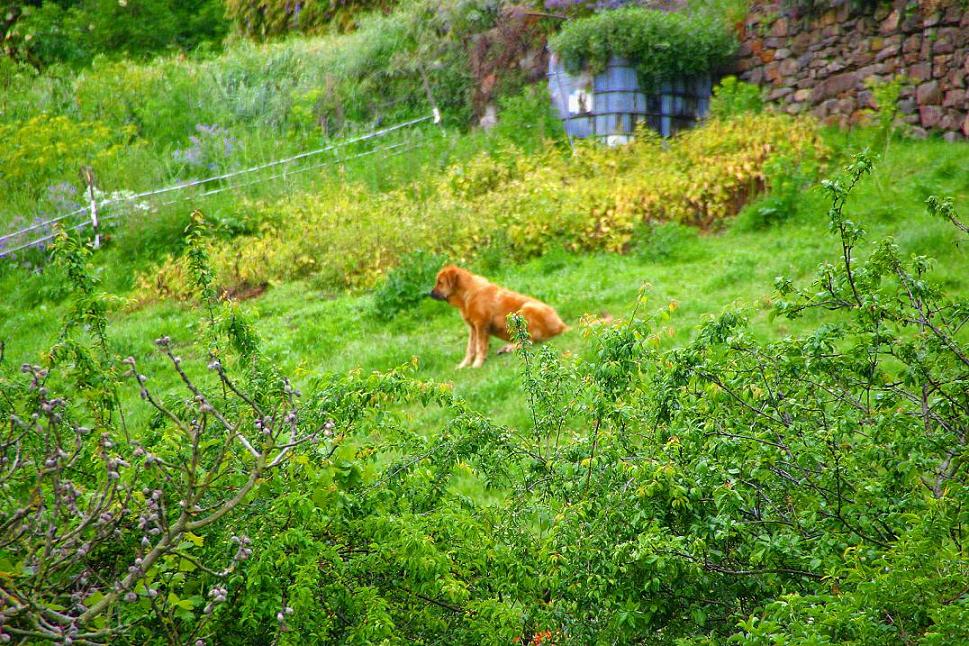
top-left (0, 0), bottom-right (558, 233)
top-left (549, 6), bottom-right (737, 88)
top-left (2, 0), bottom-right (969, 644)
top-left (138, 109), bottom-right (823, 299)
top-left (2, 0), bottom-right (229, 67)
top-left (224, 0), bottom-right (398, 38)
top-left (3, 149), bottom-right (968, 643)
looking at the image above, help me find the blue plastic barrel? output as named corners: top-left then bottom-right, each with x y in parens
top-left (548, 54), bottom-right (712, 144)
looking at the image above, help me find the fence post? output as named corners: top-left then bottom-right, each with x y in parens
top-left (81, 166), bottom-right (100, 249)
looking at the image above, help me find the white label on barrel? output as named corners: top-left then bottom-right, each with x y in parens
top-left (568, 90), bottom-right (591, 115)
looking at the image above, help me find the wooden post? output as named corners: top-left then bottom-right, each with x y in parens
top-left (80, 166), bottom-right (100, 249)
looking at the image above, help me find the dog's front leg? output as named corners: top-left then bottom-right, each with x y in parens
top-left (471, 325), bottom-right (489, 368)
top-left (457, 325), bottom-right (477, 369)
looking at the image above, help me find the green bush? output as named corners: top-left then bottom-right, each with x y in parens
top-left (489, 85), bottom-right (566, 152)
top-left (225, 0), bottom-right (397, 38)
top-left (5, 0), bottom-right (229, 68)
top-left (709, 75), bottom-right (764, 119)
top-left (371, 249), bottom-right (447, 320)
top-left (735, 152), bottom-right (818, 229)
top-left (631, 221), bottom-right (702, 263)
top-left (549, 6), bottom-right (737, 90)
top-left (135, 111), bottom-right (825, 301)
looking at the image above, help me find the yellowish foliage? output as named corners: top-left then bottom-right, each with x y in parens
top-left (138, 113), bottom-right (825, 303)
top-left (0, 115), bottom-right (137, 194)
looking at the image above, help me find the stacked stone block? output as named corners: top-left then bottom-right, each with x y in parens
top-left (733, 1), bottom-right (969, 140)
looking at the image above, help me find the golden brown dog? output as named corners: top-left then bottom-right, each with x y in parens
top-left (429, 265), bottom-right (568, 368)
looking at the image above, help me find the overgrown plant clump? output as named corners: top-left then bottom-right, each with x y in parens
top-left (371, 249), bottom-right (448, 320)
top-left (0, 218), bottom-right (338, 642)
top-left (136, 112), bottom-right (824, 303)
top-left (549, 6), bottom-right (737, 90)
top-left (225, 0), bottom-right (397, 38)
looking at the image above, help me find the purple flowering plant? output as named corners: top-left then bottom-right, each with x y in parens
top-left (172, 124), bottom-right (239, 173)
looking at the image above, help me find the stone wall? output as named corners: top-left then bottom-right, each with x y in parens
top-left (733, 1), bottom-right (969, 140)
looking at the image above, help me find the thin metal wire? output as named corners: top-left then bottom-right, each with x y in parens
top-left (0, 221), bottom-right (91, 257)
top-left (2, 138), bottom-right (431, 257)
top-left (0, 206), bottom-right (90, 244)
top-left (0, 114), bottom-right (433, 249)
top-left (155, 140), bottom-right (417, 206)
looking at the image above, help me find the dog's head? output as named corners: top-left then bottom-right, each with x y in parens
top-left (428, 265), bottom-right (466, 302)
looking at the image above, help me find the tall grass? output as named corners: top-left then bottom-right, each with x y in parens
top-left (0, 0), bottom-right (512, 231)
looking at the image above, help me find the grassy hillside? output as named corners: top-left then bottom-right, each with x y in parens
top-left (3, 130), bottom-right (967, 427)
top-left (3, 3), bottom-right (969, 643)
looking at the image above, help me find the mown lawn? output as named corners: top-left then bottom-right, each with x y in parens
top-left (2, 133), bottom-right (968, 431)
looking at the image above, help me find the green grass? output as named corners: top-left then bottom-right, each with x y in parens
top-left (3, 130), bottom-right (968, 432)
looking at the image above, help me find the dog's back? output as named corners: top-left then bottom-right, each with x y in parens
top-left (468, 276), bottom-right (567, 343)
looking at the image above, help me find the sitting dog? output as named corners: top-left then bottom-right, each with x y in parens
top-left (428, 265), bottom-right (568, 368)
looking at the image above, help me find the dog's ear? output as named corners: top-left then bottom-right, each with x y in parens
top-left (439, 265), bottom-right (461, 292)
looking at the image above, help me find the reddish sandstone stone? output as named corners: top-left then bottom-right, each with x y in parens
top-left (947, 68), bottom-right (966, 89)
top-left (945, 5), bottom-right (963, 25)
top-left (825, 72), bottom-right (860, 97)
top-left (907, 63), bottom-right (932, 82)
top-left (768, 86), bottom-right (794, 101)
top-left (917, 80), bottom-right (942, 104)
top-left (940, 111), bottom-right (962, 130)
top-left (779, 58), bottom-right (800, 76)
top-left (771, 17), bottom-right (789, 38)
top-left (934, 54), bottom-right (953, 78)
top-left (765, 62), bottom-right (782, 84)
top-left (943, 89), bottom-right (965, 107)
top-left (875, 44), bottom-right (900, 61)
top-left (920, 104), bottom-right (944, 127)
top-left (903, 34), bottom-right (921, 54)
top-left (880, 9), bottom-right (900, 34)
top-left (897, 98), bottom-right (917, 114)
top-left (933, 27), bottom-right (958, 54)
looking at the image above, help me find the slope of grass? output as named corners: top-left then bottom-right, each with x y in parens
top-left (2, 131), bottom-right (967, 431)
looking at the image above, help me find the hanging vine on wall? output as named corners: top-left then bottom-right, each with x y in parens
top-left (548, 7), bottom-right (738, 91)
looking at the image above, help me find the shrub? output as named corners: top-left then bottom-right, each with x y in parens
top-left (489, 84), bottom-right (566, 152)
top-left (0, 224), bottom-right (336, 642)
top-left (709, 75), bottom-right (764, 119)
top-left (226, 0), bottom-right (397, 38)
top-left (734, 152), bottom-right (818, 229)
top-left (371, 249), bottom-right (447, 320)
top-left (4, 0), bottom-right (229, 68)
top-left (549, 6), bottom-right (737, 90)
top-left (0, 115), bottom-right (139, 200)
top-left (135, 112), bottom-right (825, 302)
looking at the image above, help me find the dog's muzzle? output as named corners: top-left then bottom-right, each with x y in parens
top-left (428, 290), bottom-right (446, 301)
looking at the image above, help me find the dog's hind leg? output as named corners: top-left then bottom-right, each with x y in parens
top-left (457, 325), bottom-right (477, 369)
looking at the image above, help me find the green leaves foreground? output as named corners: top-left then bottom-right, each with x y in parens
top-left (1, 154), bottom-right (968, 644)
